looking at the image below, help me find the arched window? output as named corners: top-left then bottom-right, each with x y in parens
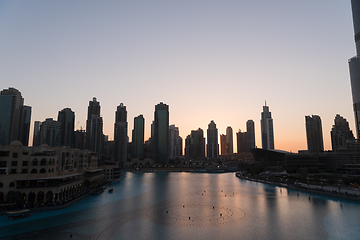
top-left (40, 158), bottom-right (46, 166)
top-left (0, 182), bottom-right (3, 188)
top-left (31, 168), bottom-right (37, 173)
top-left (9, 182), bottom-right (15, 187)
top-left (32, 159), bottom-right (38, 166)
top-left (40, 168), bottom-right (46, 173)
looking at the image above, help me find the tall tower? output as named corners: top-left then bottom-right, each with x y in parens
top-left (305, 115), bottom-right (324, 153)
top-left (226, 126), bottom-right (233, 154)
top-left (236, 130), bottom-right (247, 153)
top-left (330, 114), bottom-right (355, 151)
top-left (261, 102), bottom-right (274, 150)
top-left (114, 103), bottom-right (128, 167)
top-left (132, 114), bottom-right (144, 159)
top-left (349, 0), bottom-right (360, 138)
top-left (0, 87), bottom-right (31, 146)
top-left (169, 124), bottom-right (182, 159)
top-left (206, 120), bottom-right (219, 158)
top-left (246, 120), bottom-right (255, 151)
top-left (153, 102), bottom-right (169, 164)
top-left (39, 118), bottom-right (61, 147)
top-left (58, 108), bottom-right (75, 147)
top-left (85, 97), bottom-right (103, 155)
top-left (220, 134), bottom-right (227, 155)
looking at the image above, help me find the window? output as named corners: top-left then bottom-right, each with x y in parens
top-left (23, 152), bottom-right (28, 155)
top-left (31, 168), bottom-right (37, 173)
top-left (0, 161), bottom-right (6, 167)
top-left (22, 169), bottom-right (28, 174)
top-left (40, 159), bottom-right (46, 166)
top-left (10, 169), bottom-right (16, 174)
top-left (11, 161), bottom-right (17, 166)
top-left (0, 151), bottom-right (9, 157)
top-left (40, 168), bottom-right (46, 173)
top-left (32, 159), bottom-right (38, 166)
top-left (12, 153), bottom-right (18, 158)
top-left (22, 161), bottom-right (28, 166)
top-left (9, 182), bottom-right (15, 187)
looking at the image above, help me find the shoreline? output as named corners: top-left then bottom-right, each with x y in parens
top-left (235, 172), bottom-right (360, 203)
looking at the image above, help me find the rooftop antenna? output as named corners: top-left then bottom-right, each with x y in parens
top-left (265, 100), bottom-right (267, 106)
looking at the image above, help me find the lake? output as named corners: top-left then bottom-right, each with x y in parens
top-left (1, 172), bottom-right (359, 239)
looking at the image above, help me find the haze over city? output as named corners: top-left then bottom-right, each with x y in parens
top-left (0, 0), bottom-right (355, 152)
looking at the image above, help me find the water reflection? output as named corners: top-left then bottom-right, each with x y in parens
top-left (1, 172), bottom-right (360, 240)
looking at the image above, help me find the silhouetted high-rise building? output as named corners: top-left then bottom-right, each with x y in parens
top-left (19, 105), bottom-right (32, 146)
top-left (132, 115), bottom-right (144, 159)
top-left (246, 120), bottom-right (255, 151)
top-left (32, 121), bottom-right (41, 147)
top-left (237, 130), bottom-right (247, 153)
top-left (185, 128), bottom-right (205, 159)
top-left (349, 0), bottom-right (360, 138)
top-left (0, 87), bottom-right (31, 146)
top-left (153, 102), bottom-right (169, 164)
top-left (169, 124), bottom-right (182, 159)
top-left (114, 103), bottom-right (128, 167)
top-left (85, 97), bottom-right (103, 156)
top-left (58, 108), bottom-right (75, 147)
top-left (207, 120), bottom-right (219, 158)
top-left (220, 134), bottom-right (227, 155)
top-left (39, 118), bottom-right (61, 147)
top-left (331, 114), bottom-right (355, 151)
top-left (305, 115), bottom-right (324, 153)
top-left (74, 129), bottom-right (86, 149)
top-left (261, 102), bottom-right (274, 150)
top-left (226, 126), bottom-right (233, 154)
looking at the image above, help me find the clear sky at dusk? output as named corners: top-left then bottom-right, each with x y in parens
top-left (0, 0), bottom-right (356, 153)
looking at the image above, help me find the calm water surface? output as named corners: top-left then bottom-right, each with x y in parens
top-left (1, 172), bottom-right (359, 240)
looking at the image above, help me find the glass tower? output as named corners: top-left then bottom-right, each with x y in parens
top-left (349, 0), bottom-right (360, 138)
top-left (153, 102), bottom-right (169, 164)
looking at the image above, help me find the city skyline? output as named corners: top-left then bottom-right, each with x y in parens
top-left (0, 1), bottom-right (356, 152)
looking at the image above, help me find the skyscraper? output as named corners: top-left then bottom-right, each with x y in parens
top-left (226, 126), bottom-right (233, 154)
top-left (132, 115), bottom-right (144, 159)
top-left (261, 103), bottom-right (274, 150)
top-left (305, 115), bottom-right (324, 153)
top-left (58, 108), bottom-right (75, 147)
top-left (153, 102), bottom-right (169, 164)
top-left (185, 128), bottom-right (205, 160)
top-left (169, 124), bottom-right (182, 159)
top-left (0, 87), bottom-right (31, 146)
top-left (32, 121), bottom-right (41, 147)
top-left (349, 0), bottom-right (360, 139)
top-left (330, 114), bottom-right (355, 151)
top-left (206, 120), bottom-right (219, 159)
top-left (246, 120), bottom-right (255, 151)
top-left (236, 130), bottom-right (247, 153)
top-left (114, 103), bottom-right (128, 167)
top-left (85, 97), bottom-right (103, 156)
top-left (38, 118), bottom-right (61, 147)
top-left (220, 134), bottom-right (227, 155)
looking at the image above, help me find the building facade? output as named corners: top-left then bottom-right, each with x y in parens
top-left (305, 115), bottom-right (324, 153)
top-left (38, 118), bottom-right (62, 147)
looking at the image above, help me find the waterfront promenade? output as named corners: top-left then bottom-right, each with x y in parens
top-left (235, 172), bottom-right (360, 202)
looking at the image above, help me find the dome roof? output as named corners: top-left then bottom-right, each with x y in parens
top-left (10, 141), bottom-right (22, 146)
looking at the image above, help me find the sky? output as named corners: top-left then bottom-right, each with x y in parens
top-left (0, 0), bottom-right (356, 153)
